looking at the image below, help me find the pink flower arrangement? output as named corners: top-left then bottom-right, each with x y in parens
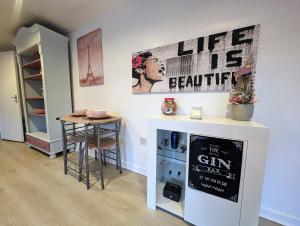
top-left (234, 65), bottom-right (253, 79)
top-left (229, 62), bottom-right (256, 105)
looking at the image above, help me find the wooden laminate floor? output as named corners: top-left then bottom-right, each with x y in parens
top-left (0, 140), bottom-right (282, 226)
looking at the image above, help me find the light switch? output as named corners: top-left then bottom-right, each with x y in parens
top-left (140, 137), bottom-right (147, 145)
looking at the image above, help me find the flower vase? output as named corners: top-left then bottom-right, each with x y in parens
top-left (230, 104), bottom-right (254, 121)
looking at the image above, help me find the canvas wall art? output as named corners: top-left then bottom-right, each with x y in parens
top-left (77, 29), bottom-right (104, 87)
top-left (132, 25), bottom-right (260, 94)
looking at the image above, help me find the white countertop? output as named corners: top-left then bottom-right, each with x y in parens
top-left (150, 115), bottom-right (268, 129)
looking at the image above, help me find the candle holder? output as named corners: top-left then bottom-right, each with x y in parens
top-left (191, 106), bottom-right (202, 120)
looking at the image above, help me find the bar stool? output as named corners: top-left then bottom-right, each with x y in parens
top-left (60, 121), bottom-right (96, 188)
top-left (83, 121), bottom-right (122, 189)
top-left (88, 137), bottom-right (122, 173)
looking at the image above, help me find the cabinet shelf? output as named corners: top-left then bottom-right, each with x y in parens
top-left (26, 97), bottom-right (44, 101)
top-left (156, 181), bottom-right (184, 217)
top-left (157, 146), bottom-right (186, 163)
top-left (24, 73), bottom-right (42, 81)
top-left (157, 153), bottom-right (186, 164)
top-left (28, 112), bottom-right (46, 117)
top-left (22, 59), bottom-right (41, 69)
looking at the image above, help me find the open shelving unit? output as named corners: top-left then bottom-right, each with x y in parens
top-left (156, 129), bottom-right (187, 218)
top-left (20, 45), bottom-right (48, 137)
top-left (13, 24), bottom-right (72, 158)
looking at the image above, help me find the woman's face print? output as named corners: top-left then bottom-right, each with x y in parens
top-left (144, 57), bottom-right (164, 82)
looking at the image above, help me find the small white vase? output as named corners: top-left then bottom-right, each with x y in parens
top-left (230, 104), bottom-right (254, 121)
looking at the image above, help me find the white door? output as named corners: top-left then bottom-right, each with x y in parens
top-left (0, 51), bottom-right (24, 142)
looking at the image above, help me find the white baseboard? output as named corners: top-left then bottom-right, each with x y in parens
top-left (81, 148), bottom-right (148, 176)
top-left (121, 161), bottom-right (147, 176)
top-left (260, 206), bottom-right (300, 226)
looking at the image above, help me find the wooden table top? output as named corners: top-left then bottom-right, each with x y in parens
top-left (60, 115), bottom-right (121, 125)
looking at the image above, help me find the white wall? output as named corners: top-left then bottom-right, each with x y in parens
top-left (69, 0), bottom-right (300, 225)
top-left (0, 49), bottom-right (3, 139)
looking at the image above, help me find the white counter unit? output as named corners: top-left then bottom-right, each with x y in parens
top-left (147, 115), bottom-right (269, 226)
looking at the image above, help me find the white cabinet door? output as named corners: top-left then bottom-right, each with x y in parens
top-left (184, 135), bottom-right (247, 226)
top-left (0, 51), bottom-right (24, 142)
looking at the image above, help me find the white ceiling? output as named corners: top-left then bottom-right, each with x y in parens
top-left (0, 0), bottom-right (129, 50)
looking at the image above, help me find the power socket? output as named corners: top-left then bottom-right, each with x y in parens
top-left (140, 136), bottom-right (147, 145)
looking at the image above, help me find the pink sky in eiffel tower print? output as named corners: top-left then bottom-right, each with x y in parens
top-left (77, 29), bottom-right (104, 87)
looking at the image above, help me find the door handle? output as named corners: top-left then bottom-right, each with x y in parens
top-left (10, 94), bottom-right (18, 103)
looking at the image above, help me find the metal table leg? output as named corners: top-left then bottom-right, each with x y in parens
top-left (78, 142), bottom-right (83, 181)
top-left (97, 124), bottom-right (105, 189)
top-left (84, 124), bottom-right (90, 189)
top-left (116, 121), bottom-right (122, 174)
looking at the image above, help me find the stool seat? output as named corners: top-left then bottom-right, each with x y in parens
top-left (66, 135), bottom-right (85, 143)
top-left (66, 129), bottom-right (96, 143)
top-left (88, 137), bottom-right (116, 150)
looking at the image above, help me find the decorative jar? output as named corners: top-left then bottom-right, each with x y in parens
top-left (161, 98), bottom-right (177, 115)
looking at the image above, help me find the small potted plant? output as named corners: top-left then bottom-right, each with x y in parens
top-left (229, 57), bottom-right (256, 121)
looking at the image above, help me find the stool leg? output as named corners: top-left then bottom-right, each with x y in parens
top-left (78, 142), bottom-right (83, 182)
top-left (103, 151), bottom-right (107, 166)
top-left (116, 149), bottom-right (119, 170)
top-left (98, 150), bottom-right (105, 189)
top-left (94, 149), bottom-right (98, 160)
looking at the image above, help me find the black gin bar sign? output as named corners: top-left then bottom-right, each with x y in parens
top-left (189, 135), bottom-right (244, 202)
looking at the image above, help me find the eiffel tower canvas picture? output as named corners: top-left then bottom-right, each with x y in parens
top-left (77, 29), bottom-right (104, 87)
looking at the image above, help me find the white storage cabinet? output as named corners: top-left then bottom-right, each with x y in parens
top-left (13, 24), bottom-right (72, 158)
